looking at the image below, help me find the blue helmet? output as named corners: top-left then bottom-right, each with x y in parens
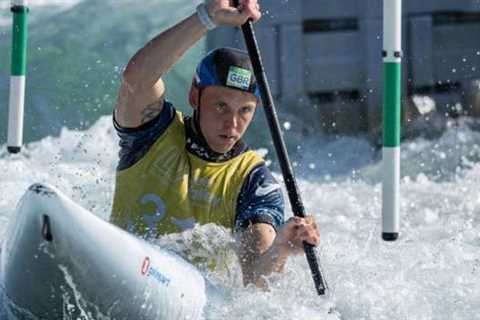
top-left (194, 47), bottom-right (261, 99)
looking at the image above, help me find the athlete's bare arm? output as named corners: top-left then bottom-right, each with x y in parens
top-left (114, 0), bottom-right (261, 128)
top-left (236, 217), bottom-right (320, 288)
top-left (115, 14), bottom-right (206, 128)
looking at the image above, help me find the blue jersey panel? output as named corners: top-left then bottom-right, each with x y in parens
top-left (235, 165), bottom-right (285, 232)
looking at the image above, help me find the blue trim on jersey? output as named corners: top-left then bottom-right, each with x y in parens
top-left (234, 165), bottom-right (285, 232)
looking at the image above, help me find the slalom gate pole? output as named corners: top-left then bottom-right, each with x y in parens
top-left (7, 0), bottom-right (29, 154)
top-left (233, 0), bottom-right (328, 295)
top-left (382, 0), bottom-right (402, 241)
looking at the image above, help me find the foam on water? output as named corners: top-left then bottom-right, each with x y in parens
top-left (0, 115), bottom-right (479, 319)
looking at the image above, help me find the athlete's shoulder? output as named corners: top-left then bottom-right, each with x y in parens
top-left (245, 163), bottom-right (281, 194)
top-left (235, 163), bottom-right (285, 231)
top-left (114, 101), bottom-right (178, 171)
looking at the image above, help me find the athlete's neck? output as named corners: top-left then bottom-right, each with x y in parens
top-left (184, 115), bottom-right (247, 162)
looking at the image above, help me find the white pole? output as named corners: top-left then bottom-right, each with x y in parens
top-left (7, 0), bottom-right (29, 153)
top-left (382, 0), bottom-right (402, 241)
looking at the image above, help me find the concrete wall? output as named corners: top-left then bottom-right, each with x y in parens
top-left (207, 0), bottom-right (480, 135)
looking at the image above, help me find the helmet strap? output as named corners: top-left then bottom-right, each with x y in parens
top-left (193, 87), bottom-right (207, 142)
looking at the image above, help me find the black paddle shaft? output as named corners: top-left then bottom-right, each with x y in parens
top-left (231, 1), bottom-right (328, 296)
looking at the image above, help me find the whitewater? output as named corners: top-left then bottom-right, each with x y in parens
top-left (1, 114), bottom-right (479, 319)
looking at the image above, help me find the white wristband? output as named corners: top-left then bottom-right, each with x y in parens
top-left (196, 3), bottom-right (217, 31)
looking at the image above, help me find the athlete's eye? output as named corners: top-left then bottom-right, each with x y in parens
top-left (215, 102), bottom-right (227, 113)
top-left (240, 106), bottom-right (253, 115)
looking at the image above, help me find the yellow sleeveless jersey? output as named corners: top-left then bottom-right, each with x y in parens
top-left (110, 111), bottom-right (264, 238)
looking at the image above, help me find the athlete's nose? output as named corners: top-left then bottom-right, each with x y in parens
top-left (224, 112), bottom-right (238, 129)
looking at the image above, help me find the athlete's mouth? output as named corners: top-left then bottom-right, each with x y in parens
top-left (219, 134), bottom-right (236, 141)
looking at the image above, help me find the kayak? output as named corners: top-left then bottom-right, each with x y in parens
top-left (0, 183), bottom-right (207, 319)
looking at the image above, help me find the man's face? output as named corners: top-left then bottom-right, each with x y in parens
top-left (195, 86), bottom-right (257, 154)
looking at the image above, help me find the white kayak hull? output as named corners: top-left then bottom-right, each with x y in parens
top-left (0, 183), bottom-right (207, 319)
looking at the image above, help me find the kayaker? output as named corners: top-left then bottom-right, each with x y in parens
top-left (110, 0), bottom-right (320, 288)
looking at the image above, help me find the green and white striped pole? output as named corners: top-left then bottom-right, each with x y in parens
top-left (7, 0), bottom-right (29, 154)
top-left (382, 0), bottom-right (402, 241)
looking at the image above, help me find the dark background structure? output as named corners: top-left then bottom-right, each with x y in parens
top-left (207, 0), bottom-right (480, 137)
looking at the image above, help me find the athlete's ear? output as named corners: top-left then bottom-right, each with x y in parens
top-left (189, 79), bottom-right (199, 110)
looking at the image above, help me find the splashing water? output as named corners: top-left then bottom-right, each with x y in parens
top-left (0, 114), bottom-right (479, 319)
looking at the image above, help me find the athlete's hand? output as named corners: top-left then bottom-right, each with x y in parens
top-left (205, 0), bottom-right (261, 26)
top-left (275, 216), bottom-right (320, 255)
